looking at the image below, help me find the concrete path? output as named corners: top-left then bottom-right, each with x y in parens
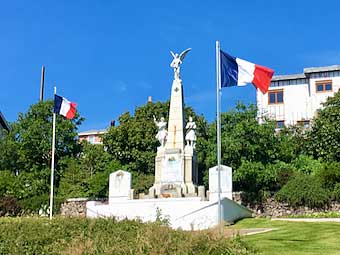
top-left (272, 218), bottom-right (340, 222)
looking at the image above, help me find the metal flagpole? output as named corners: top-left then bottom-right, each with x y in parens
top-left (215, 41), bottom-right (222, 227)
top-left (49, 86), bottom-right (57, 220)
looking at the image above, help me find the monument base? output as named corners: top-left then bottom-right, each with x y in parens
top-left (86, 197), bottom-right (252, 231)
top-left (148, 182), bottom-right (198, 198)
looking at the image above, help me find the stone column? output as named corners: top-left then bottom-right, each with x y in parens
top-left (166, 78), bottom-right (185, 151)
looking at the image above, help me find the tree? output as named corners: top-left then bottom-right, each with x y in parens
top-left (57, 142), bottom-right (121, 199)
top-left (305, 91), bottom-right (340, 161)
top-left (205, 103), bottom-right (280, 171)
top-left (0, 100), bottom-right (83, 212)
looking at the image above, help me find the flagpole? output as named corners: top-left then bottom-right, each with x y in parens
top-left (49, 86), bottom-right (57, 220)
top-left (216, 41), bottom-right (222, 227)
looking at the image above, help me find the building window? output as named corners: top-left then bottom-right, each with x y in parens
top-left (315, 80), bottom-right (332, 93)
top-left (297, 120), bottom-right (310, 128)
top-left (276, 120), bottom-right (285, 129)
top-left (88, 135), bottom-right (95, 144)
top-left (268, 90), bottom-right (284, 104)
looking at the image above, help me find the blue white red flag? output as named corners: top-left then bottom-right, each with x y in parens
top-left (53, 95), bottom-right (77, 119)
top-left (220, 50), bottom-right (274, 94)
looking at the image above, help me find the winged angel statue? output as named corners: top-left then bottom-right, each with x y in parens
top-left (170, 48), bottom-right (191, 80)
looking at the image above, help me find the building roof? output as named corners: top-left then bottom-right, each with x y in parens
top-left (78, 129), bottom-right (107, 136)
top-left (304, 65), bottom-right (340, 74)
top-left (272, 73), bottom-right (306, 81)
top-left (0, 112), bottom-right (10, 132)
top-left (272, 65), bottom-right (340, 81)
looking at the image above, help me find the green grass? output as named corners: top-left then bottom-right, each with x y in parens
top-left (231, 218), bottom-right (340, 255)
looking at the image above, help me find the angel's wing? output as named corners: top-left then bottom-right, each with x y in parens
top-left (170, 51), bottom-right (176, 59)
top-left (179, 48), bottom-right (191, 61)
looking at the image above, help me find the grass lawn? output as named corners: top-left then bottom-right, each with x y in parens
top-left (231, 218), bottom-right (340, 255)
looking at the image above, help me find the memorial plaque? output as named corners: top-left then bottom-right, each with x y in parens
top-left (209, 165), bottom-right (232, 193)
top-left (161, 154), bottom-right (182, 183)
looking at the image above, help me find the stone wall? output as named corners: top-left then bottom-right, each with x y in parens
top-left (60, 198), bottom-right (88, 218)
top-left (251, 198), bottom-right (340, 217)
top-left (231, 192), bottom-right (340, 217)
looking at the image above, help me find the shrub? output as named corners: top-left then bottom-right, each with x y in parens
top-left (275, 174), bottom-right (330, 208)
top-left (267, 161), bottom-right (296, 190)
top-left (0, 196), bottom-right (21, 216)
top-left (316, 162), bottom-right (340, 190)
top-left (234, 161), bottom-right (267, 193)
top-left (0, 217), bottom-right (256, 255)
top-left (291, 155), bottom-right (324, 175)
top-left (332, 183), bottom-right (340, 202)
top-left (19, 194), bottom-right (49, 214)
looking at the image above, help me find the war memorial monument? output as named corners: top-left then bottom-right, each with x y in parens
top-left (86, 49), bottom-right (251, 230)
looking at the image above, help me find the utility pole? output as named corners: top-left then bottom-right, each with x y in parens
top-left (40, 65), bottom-right (45, 101)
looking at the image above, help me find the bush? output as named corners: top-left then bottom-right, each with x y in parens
top-left (316, 162), bottom-right (340, 190)
top-left (0, 217), bottom-right (256, 255)
top-left (291, 155), bottom-right (324, 175)
top-left (275, 174), bottom-right (330, 208)
top-left (267, 161), bottom-right (296, 190)
top-left (234, 160), bottom-right (295, 194)
top-left (0, 196), bottom-right (21, 216)
top-left (332, 183), bottom-right (340, 202)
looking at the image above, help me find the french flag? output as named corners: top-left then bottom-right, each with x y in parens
top-left (220, 50), bottom-right (274, 94)
top-left (53, 95), bottom-right (77, 120)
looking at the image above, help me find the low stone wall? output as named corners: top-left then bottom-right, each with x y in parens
top-left (60, 198), bottom-right (89, 218)
top-left (246, 197), bottom-right (340, 217)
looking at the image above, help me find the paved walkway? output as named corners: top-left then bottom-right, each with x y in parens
top-left (272, 218), bottom-right (340, 222)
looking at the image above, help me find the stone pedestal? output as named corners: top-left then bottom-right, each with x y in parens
top-left (208, 165), bottom-right (233, 200)
top-left (109, 170), bottom-right (133, 204)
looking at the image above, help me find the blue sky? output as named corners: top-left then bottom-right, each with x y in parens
top-left (1, 0), bottom-right (339, 131)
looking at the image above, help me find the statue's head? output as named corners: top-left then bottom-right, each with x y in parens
top-left (161, 117), bottom-right (165, 122)
top-left (189, 116), bottom-right (193, 122)
top-left (175, 53), bottom-right (179, 58)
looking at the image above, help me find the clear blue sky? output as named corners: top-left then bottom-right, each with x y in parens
top-left (1, 0), bottom-right (339, 131)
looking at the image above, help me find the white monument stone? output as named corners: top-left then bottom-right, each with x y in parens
top-left (109, 170), bottom-right (132, 203)
top-left (149, 48), bottom-right (198, 197)
top-left (208, 165), bottom-right (233, 200)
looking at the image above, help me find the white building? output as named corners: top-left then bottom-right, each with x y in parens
top-left (257, 65), bottom-right (340, 128)
top-left (78, 129), bottom-right (107, 144)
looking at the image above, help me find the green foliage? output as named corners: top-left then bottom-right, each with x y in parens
top-left (332, 183), bottom-right (340, 201)
top-left (0, 196), bottom-right (21, 216)
top-left (132, 172), bottom-right (154, 194)
top-left (57, 144), bottom-right (122, 200)
top-left (271, 161), bottom-right (296, 189)
top-left (0, 217), bottom-right (255, 255)
top-left (275, 175), bottom-right (330, 208)
top-left (0, 101), bottom-right (83, 173)
top-left (0, 100), bottom-right (83, 212)
top-left (0, 171), bottom-right (16, 197)
top-left (234, 160), bottom-right (295, 194)
top-left (233, 160), bottom-right (291, 204)
top-left (206, 103), bottom-right (302, 173)
top-left (103, 101), bottom-right (169, 176)
top-left (316, 162), bottom-right (340, 190)
top-left (305, 91), bottom-right (340, 161)
top-left (291, 155), bottom-right (324, 175)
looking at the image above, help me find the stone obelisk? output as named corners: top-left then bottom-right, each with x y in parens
top-left (149, 49), bottom-right (198, 198)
